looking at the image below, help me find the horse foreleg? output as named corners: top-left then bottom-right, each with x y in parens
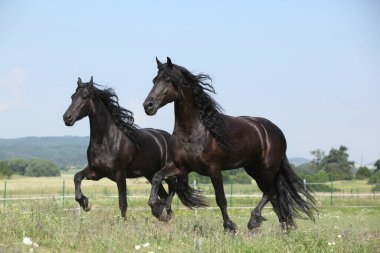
top-left (146, 175), bottom-right (174, 221)
top-left (115, 171), bottom-right (127, 220)
top-left (164, 177), bottom-right (177, 216)
top-left (209, 170), bottom-right (237, 233)
top-left (74, 166), bottom-right (99, 212)
top-left (149, 162), bottom-right (181, 220)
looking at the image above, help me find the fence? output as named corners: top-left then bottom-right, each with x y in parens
top-left (1, 178), bottom-right (379, 209)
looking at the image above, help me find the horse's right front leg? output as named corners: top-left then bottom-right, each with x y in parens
top-left (149, 162), bottom-right (183, 220)
top-left (74, 166), bottom-right (101, 212)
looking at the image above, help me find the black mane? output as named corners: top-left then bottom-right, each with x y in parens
top-left (163, 64), bottom-right (229, 151)
top-left (92, 84), bottom-right (140, 147)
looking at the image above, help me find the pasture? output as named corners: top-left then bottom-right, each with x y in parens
top-left (1, 174), bottom-right (380, 252)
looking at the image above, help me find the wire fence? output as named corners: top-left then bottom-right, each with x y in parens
top-left (1, 179), bottom-right (379, 209)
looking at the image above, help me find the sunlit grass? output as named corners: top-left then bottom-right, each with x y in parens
top-left (0, 200), bottom-right (379, 253)
top-left (0, 176), bottom-right (379, 252)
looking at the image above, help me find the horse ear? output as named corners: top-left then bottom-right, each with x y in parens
top-left (167, 57), bottom-right (173, 69)
top-left (156, 57), bottom-right (163, 69)
top-left (89, 76), bottom-right (93, 86)
top-left (77, 77), bottom-right (83, 86)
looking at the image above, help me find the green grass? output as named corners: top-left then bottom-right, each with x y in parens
top-left (0, 201), bottom-right (379, 253)
top-left (1, 175), bottom-right (380, 252)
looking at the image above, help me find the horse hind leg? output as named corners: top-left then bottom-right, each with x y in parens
top-left (209, 169), bottom-right (237, 233)
top-left (244, 166), bottom-right (273, 233)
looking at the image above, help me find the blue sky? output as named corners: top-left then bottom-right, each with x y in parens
top-left (0, 1), bottom-right (379, 164)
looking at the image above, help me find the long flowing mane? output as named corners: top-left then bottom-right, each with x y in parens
top-left (167, 64), bottom-right (229, 151)
top-left (92, 84), bottom-right (140, 147)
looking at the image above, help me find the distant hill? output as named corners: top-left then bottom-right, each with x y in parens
top-left (0, 136), bottom-right (312, 169)
top-left (0, 136), bottom-right (89, 167)
top-left (289, 157), bottom-right (310, 166)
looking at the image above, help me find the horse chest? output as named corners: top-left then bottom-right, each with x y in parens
top-left (88, 143), bottom-right (118, 169)
top-left (175, 137), bottom-right (210, 171)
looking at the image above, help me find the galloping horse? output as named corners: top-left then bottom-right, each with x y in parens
top-left (63, 76), bottom-right (205, 220)
top-left (143, 58), bottom-right (317, 232)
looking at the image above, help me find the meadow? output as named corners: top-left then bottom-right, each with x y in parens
top-left (0, 174), bottom-right (379, 252)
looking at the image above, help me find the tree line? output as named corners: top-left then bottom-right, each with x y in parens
top-left (0, 159), bottom-right (61, 179)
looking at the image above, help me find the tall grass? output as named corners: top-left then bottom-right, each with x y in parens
top-left (0, 199), bottom-right (379, 253)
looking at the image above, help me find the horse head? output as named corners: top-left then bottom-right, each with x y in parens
top-left (63, 76), bottom-right (94, 126)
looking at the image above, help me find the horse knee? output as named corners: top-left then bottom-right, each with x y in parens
top-left (152, 174), bottom-right (164, 185)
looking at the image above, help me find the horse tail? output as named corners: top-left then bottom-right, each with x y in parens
top-left (275, 156), bottom-right (318, 223)
top-left (176, 176), bottom-right (208, 209)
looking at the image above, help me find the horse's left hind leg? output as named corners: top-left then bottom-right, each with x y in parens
top-left (247, 194), bottom-right (269, 231)
top-left (244, 166), bottom-right (274, 233)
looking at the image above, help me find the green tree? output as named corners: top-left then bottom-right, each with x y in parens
top-left (7, 159), bottom-right (29, 175)
top-left (356, 166), bottom-right (371, 179)
top-left (374, 159), bottom-right (380, 173)
top-left (0, 161), bottom-right (13, 179)
top-left (25, 159), bottom-right (61, 177)
top-left (322, 145), bottom-right (354, 180)
top-left (310, 149), bottom-right (325, 172)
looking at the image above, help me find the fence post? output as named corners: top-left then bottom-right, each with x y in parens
top-left (330, 176), bottom-right (333, 207)
top-left (230, 178), bottom-right (233, 207)
top-left (3, 181), bottom-right (6, 208)
top-left (303, 179), bottom-right (307, 201)
top-left (193, 180), bottom-right (197, 217)
top-left (62, 180), bottom-right (65, 207)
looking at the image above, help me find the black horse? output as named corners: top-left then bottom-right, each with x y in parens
top-left (143, 57), bottom-right (317, 233)
top-left (63, 76), bottom-right (204, 220)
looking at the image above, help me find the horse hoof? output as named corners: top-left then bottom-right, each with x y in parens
top-left (223, 221), bottom-right (237, 235)
top-left (82, 197), bottom-right (91, 212)
top-left (158, 208), bottom-right (169, 222)
top-left (151, 202), bottom-right (165, 219)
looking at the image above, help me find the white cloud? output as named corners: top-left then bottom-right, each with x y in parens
top-left (0, 68), bottom-right (27, 112)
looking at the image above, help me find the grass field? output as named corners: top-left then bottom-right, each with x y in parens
top-left (0, 175), bottom-right (380, 252)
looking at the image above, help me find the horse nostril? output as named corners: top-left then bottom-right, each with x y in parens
top-left (144, 102), bottom-right (154, 110)
top-left (64, 113), bottom-right (72, 122)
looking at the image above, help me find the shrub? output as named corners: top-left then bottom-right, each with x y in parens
top-left (355, 166), bottom-right (371, 179)
top-left (368, 171), bottom-right (380, 184)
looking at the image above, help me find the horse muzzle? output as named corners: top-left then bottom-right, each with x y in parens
top-left (63, 112), bottom-right (75, 126)
top-left (143, 100), bottom-right (158, 116)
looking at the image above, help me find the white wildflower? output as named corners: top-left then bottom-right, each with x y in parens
top-left (143, 242), bottom-right (150, 248)
top-left (23, 237), bottom-right (33, 246)
top-left (337, 234), bottom-right (342, 238)
top-left (134, 245), bottom-right (141, 250)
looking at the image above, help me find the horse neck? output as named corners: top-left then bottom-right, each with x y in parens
top-left (173, 85), bottom-right (203, 136)
top-left (88, 97), bottom-right (119, 143)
